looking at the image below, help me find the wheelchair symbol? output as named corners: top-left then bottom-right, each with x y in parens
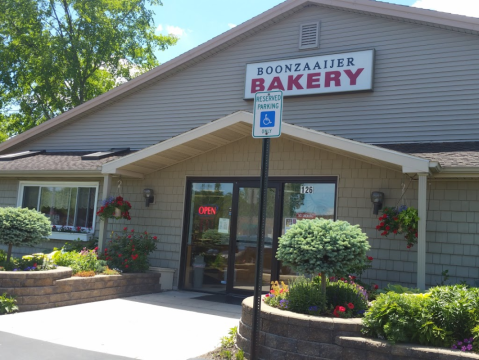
top-left (263, 114), bottom-right (272, 126)
top-left (259, 111), bottom-right (275, 128)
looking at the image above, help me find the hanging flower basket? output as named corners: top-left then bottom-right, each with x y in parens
top-left (97, 196), bottom-right (132, 221)
top-left (376, 205), bottom-right (419, 248)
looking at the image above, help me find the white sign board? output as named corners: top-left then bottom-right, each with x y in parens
top-left (253, 90), bottom-right (283, 138)
top-left (244, 50), bottom-right (374, 99)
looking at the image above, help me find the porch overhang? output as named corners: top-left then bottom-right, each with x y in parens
top-left (101, 111), bottom-right (431, 177)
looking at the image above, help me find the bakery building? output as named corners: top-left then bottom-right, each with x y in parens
top-left (1, 0), bottom-right (479, 294)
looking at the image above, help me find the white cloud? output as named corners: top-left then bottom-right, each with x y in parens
top-left (228, 23), bottom-right (237, 29)
top-left (412, 0), bottom-right (479, 18)
top-left (156, 24), bottom-right (163, 32)
top-left (166, 25), bottom-right (186, 37)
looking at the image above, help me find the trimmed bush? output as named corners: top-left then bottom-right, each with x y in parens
top-left (0, 207), bottom-right (52, 262)
top-left (326, 279), bottom-right (368, 317)
top-left (55, 248), bottom-right (106, 275)
top-left (276, 218), bottom-right (370, 291)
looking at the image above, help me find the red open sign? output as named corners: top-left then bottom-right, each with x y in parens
top-left (198, 206), bottom-right (217, 216)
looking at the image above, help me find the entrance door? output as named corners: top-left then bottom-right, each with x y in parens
top-left (227, 182), bottom-right (280, 294)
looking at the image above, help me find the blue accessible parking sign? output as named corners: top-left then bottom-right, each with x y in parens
top-left (252, 90), bottom-right (283, 138)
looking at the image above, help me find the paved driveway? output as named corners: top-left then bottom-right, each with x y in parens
top-left (0, 291), bottom-right (242, 360)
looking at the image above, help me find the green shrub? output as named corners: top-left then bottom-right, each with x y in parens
top-left (325, 279), bottom-right (368, 317)
top-left (276, 218), bottom-right (370, 292)
top-left (362, 292), bottom-right (429, 344)
top-left (55, 248), bottom-right (106, 274)
top-left (101, 228), bottom-right (157, 272)
top-left (287, 276), bottom-right (326, 315)
top-left (362, 286), bottom-right (479, 348)
top-left (0, 293), bottom-right (18, 314)
top-left (0, 207), bottom-right (52, 262)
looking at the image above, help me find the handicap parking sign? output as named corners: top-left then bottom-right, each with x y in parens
top-left (253, 91), bottom-right (283, 138)
top-left (260, 111), bottom-right (275, 128)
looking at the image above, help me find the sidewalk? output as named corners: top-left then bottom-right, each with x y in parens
top-left (0, 291), bottom-right (242, 360)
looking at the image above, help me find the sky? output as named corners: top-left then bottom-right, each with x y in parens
top-left (152, 0), bottom-right (479, 64)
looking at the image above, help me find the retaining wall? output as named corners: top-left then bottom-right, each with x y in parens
top-left (0, 267), bottom-right (161, 312)
top-left (238, 296), bottom-right (479, 360)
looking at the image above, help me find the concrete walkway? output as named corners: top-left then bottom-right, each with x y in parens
top-left (0, 291), bottom-right (242, 360)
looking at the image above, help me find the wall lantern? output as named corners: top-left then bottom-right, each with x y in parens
top-left (370, 191), bottom-right (384, 215)
top-left (143, 188), bottom-right (155, 207)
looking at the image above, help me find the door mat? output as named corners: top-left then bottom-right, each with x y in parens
top-left (193, 294), bottom-right (244, 305)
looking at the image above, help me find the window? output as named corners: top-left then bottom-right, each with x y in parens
top-left (18, 182), bottom-right (99, 231)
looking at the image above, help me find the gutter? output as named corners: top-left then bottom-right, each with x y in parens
top-left (0, 170), bottom-right (103, 178)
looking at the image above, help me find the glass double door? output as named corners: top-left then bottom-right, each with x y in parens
top-left (182, 180), bottom-right (280, 295)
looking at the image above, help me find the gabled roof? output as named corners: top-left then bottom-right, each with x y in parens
top-left (1, 0), bottom-right (479, 154)
top-left (101, 111), bottom-right (431, 178)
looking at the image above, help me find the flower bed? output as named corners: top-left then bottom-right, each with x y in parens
top-left (237, 296), bottom-right (479, 360)
top-left (0, 266), bottom-right (161, 312)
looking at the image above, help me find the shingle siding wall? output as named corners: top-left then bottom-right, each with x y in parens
top-left (14, 4), bottom-right (479, 152)
top-left (1, 139), bottom-right (477, 288)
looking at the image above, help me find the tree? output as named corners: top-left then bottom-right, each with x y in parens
top-left (0, 0), bottom-right (177, 138)
top-left (0, 207), bottom-right (52, 262)
top-left (276, 218), bottom-right (370, 293)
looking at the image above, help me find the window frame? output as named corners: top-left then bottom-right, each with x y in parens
top-left (17, 181), bottom-right (100, 234)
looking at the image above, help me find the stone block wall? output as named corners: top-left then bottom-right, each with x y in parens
top-left (0, 267), bottom-right (161, 312)
top-left (237, 297), bottom-right (479, 360)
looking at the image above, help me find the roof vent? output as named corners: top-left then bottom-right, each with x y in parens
top-left (0, 150), bottom-right (45, 161)
top-left (81, 148), bottom-right (130, 160)
top-left (299, 22), bottom-right (320, 50)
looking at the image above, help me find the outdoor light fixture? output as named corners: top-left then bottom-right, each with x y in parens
top-left (370, 191), bottom-right (384, 215)
top-left (143, 188), bottom-right (155, 207)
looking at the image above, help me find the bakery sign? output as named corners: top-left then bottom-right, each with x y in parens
top-left (244, 50), bottom-right (374, 99)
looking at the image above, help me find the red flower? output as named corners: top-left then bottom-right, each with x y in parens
top-left (338, 306), bottom-right (346, 312)
top-left (118, 254), bottom-right (122, 257)
top-left (381, 231), bottom-right (387, 236)
top-left (131, 229), bottom-right (135, 232)
top-left (123, 227), bottom-right (128, 231)
top-left (415, 232), bottom-right (418, 237)
top-left (125, 265), bottom-right (129, 269)
top-left (128, 235), bottom-right (132, 239)
top-left (333, 309), bottom-right (338, 317)
top-left (375, 225), bottom-right (381, 230)
top-left (33, 263), bottom-right (37, 267)
top-left (393, 217), bottom-right (398, 221)
top-left (367, 256), bottom-right (373, 261)
top-left (349, 275), bottom-right (356, 280)
top-left (347, 303), bottom-right (354, 309)
top-left (385, 226), bottom-right (390, 231)
top-left (373, 284), bottom-right (379, 290)
top-left (393, 229), bottom-right (398, 234)
top-left (340, 277), bottom-right (344, 281)
top-left (131, 254), bottom-right (138, 260)
top-left (94, 247), bottom-right (98, 251)
top-left (76, 226), bottom-right (81, 231)
top-left (379, 222), bottom-right (385, 227)
top-left (153, 236), bottom-right (157, 240)
top-left (407, 245), bottom-right (411, 249)
top-left (265, 294), bottom-right (269, 297)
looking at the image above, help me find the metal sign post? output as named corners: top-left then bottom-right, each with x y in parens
top-left (250, 91), bottom-right (283, 360)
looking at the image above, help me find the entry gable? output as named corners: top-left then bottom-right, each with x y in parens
top-left (101, 111), bottom-right (430, 177)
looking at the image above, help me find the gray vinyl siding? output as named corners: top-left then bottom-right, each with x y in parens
top-left (18, 4), bottom-right (479, 151)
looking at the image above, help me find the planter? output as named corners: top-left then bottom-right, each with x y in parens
top-left (114, 207), bottom-right (121, 217)
top-left (149, 267), bottom-right (176, 290)
top-left (49, 232), bottom-right (93, 241)
top-left (237, 296), bottom-right (479, 360)
top-left (0, 267), bottom-right (161, 312)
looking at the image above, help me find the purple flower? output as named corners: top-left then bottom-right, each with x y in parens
top-left (461, 346), bottom-right (466, 352)
top-left (467, 344), bottom-right (473, 351)
top-left (452, 345), bottom-right (457, 349)
top-left (470, 338), bottom-right (474, 342)
top-left (458, 342), bottom-right (463, 346)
